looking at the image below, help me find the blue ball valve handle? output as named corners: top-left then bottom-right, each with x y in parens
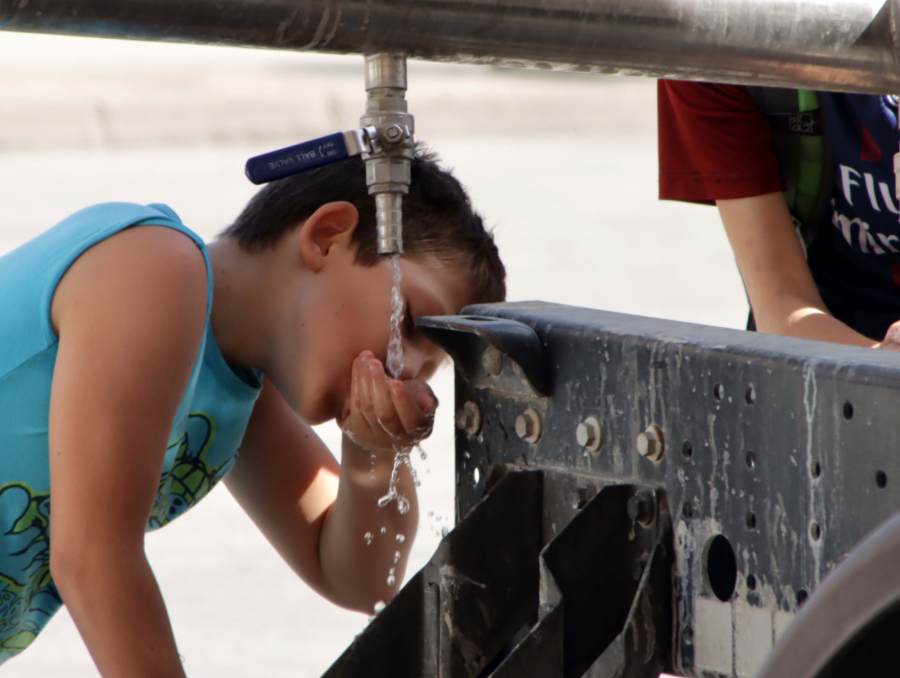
top-left (245, 128), bottom-right (374, 185)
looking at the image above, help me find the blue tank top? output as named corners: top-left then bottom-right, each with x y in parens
top-left (808, 93), bottom-right (900, 340)
top-left (0, 203), bottom-right (262, 660)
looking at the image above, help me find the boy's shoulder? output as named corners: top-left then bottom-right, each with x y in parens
top-left (52, 224), bottom-right (209, 339)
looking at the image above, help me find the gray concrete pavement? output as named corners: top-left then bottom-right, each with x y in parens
top-left (0, 32), bottom-right (745, 677)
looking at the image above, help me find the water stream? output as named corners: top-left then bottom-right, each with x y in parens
top-left (370, 256), bottom-right (435, 598)
top-left (386, 254), bottom-right (404, 380)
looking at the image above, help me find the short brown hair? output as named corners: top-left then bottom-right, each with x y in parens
top-left (222, 150), bottom-right (506, 305)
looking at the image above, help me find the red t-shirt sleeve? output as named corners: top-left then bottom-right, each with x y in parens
top-left (658, 80), bottom-right (784, 204)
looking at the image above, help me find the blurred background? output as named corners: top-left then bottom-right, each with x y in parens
top-left (0, 31), bottom-right (746, 676)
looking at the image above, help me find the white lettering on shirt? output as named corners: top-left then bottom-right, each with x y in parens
top-left (877, 233), bottom-right (900, 252)
top-left (840, 165), bottom-right (862, 207)
top-left (880, 182), bottom-right (900, 215)
top-left (864, 173), bottom-right (882, 212)
top-left (833, 206), bottom-right (895, 255)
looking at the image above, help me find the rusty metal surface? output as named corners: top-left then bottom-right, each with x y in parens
top-left (2, 0), bottom-right (900, 93)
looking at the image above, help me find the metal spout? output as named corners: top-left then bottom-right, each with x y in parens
top-left (360, 53), bottom-right (414, 256)
top-left (375, 193), bottom-right (404, 255)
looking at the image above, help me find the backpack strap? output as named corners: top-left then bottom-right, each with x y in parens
top-left (745, 87), bottom-right (834, 247)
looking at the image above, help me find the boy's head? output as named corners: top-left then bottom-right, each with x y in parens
top-left (222, 150), bottom-right (506, 423)
top-left (223, 149), bottom-right (505, 307)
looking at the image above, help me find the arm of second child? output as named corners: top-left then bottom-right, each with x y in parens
top-left (225, 353), bottom-right (435, 613)
top-left (717, 191), bottom-right (880, 348)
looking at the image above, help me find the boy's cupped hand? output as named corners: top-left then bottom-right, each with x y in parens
top-left (339, 350), bottom-right (437, 454)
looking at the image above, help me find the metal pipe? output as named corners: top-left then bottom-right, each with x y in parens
top-left (1, 0), bottom-right (900, 94)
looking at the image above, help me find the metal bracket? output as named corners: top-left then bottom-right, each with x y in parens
top-left (418, 315), bottom-right (551, 397)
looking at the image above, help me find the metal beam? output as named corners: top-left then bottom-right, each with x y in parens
top-left (1, 0), bottom-right (899, 94)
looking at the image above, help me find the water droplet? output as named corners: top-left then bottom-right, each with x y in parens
top-left (396, 534), bottom-right (405, 543)
top-left (472, 468), bottom-right (481, 485)
top-left (419, 448), bottom-right (427, 460)
top-left (397, 496), bottom-right (410, 514)
top-left (364, 532), bottom-right (374, 545)
top-left (464, 452), bottom-right (471, 459)
top-left (394, 551), bottom-right (401, 563)
top-left (380, 527), bottom-right (387, 535)
top-left (428, 510), bottom-right (434, 518)
top-left (441, 526), bottom-right (449, 537)
top-left (373, 601), bottom-right (386, 614)
top-left (386, 575), bottom-right (396, 586)
top-left (435, 515), bottom-right (442, 522)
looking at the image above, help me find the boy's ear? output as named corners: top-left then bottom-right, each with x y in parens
top-left (297, 201), bottom-right (360, 272)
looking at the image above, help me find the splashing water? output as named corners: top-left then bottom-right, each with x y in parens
top-left (377, 452), bottom-right (411, 514)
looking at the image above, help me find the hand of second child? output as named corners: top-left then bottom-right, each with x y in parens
top-left (878, 320), bottom-right (900, 352)
top-left (339, 350), bottom-right (437, 454)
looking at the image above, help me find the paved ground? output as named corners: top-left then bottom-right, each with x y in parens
top-left (0, 32), bottom-right (746, 676)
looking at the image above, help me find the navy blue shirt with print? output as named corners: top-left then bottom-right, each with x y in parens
top-left (808, 93), bottom-right (900, 340)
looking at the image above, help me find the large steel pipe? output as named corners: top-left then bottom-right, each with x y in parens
top-left (1, 0), bottom-right (899, 94)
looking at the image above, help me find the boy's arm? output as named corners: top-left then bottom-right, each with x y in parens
top-left (717, 191), bottom-right (880, 348)
top-left (225, 358), bottom-right (427, 613)
top-left (49, 226), bottom-right (208, 677)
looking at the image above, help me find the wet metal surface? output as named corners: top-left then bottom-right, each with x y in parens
top-left (436, 302), bottom-right (900, 677)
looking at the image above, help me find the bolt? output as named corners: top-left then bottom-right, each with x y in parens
top-left (515, 408), bottom-right (542, 443)
top-left (383, 124), bottom-right (405, 143)
top-left (627, 490), bottom-right (656, 526)
top-left (576, 416), bottom-right (603, 452)
top-left (455, 401), bottom-right (482, 436)
top-left (482, 345), bottom-right (503, 376)
top-left (637, 425), bottom-right (665, 461)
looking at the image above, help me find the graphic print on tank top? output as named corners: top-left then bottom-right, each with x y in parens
top-left (0, 410), bottom-right (235, 654)
top-left (0, 482), bottom-right (53, 654)
top-left (149, 412), bottom-right (237, 530)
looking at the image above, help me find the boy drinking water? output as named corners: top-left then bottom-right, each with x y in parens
top-left (0, 150), bottom-right (505, 675)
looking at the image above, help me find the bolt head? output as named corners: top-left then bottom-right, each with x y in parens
top-left (637, 426), bottom-right (665, 461)
top-left (482, 345), bottom-right (503, 376)
top-left (576, 416), bottom-right (603, 452)
top-left (515, 408), bottom-right (542, 443)
top-left (515, 415), bottom-right (531, 438)
top-left (455, 401), bottom-right (482, 435)
top-left (627, 491), bottom-right (656, 526)
top-left (383, 124), bottom-right (404, 143)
